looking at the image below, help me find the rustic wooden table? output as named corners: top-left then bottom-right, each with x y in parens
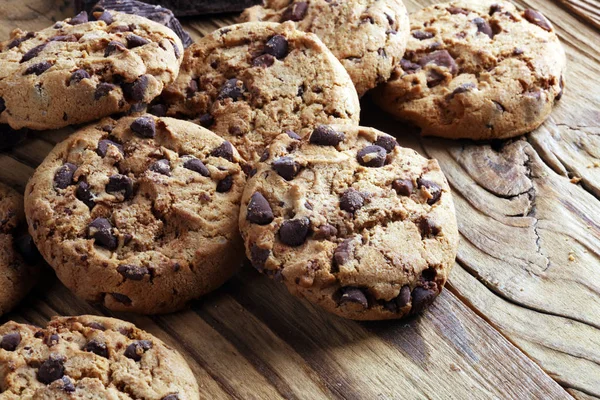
top-left (1, 0), bottom-right (599, 398)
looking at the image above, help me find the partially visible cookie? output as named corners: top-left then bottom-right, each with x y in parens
top-left (373, 0), bottom-right (566, 140)
top-left (25, 116), bottom-right (246, 314)
top-left (0, 10), bottom-right (183, 130)
top-left (0, 183), bottom-right (40, 316)
top-left (239, 125), bottom-right (459, 320)
top-left (241, 0), bottom-right (410, 97)
top-left (0, 315), bottom-right (199, 399)
top-left (159, 21), bottom-right (360, 162)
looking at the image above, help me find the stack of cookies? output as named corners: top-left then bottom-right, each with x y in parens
top-left (0, 0), bottom-right (565, 396)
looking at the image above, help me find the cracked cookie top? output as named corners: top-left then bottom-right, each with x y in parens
top-left (373, 0), bottom-right (566, 140)
top-left (239, 126), bottom-right (459, 320)
top-left (0, 315), bottom-right (199, 399)
top-left (240, 0), bottom-right (410, 97)
top-left (25, 116), bottom-right (246, 314)
top-left (0, 10), bottom-right (183, 130)
top-left (158, 21), bottom-right (360, 162)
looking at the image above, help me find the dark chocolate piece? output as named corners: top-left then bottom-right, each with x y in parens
top-left (78, 0), bottom-right (262, 18)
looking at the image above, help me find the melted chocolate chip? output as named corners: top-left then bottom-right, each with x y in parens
top-left (199, 113), bottom-right (214, 127)
top-left (411, 286), bottom-right (438, 314)
top-left (106, 174), bottom-right (134, 199)
top-left (110, 292), bottom-right (132, 305)
top-left (373, 135), bottom-right (398, 153)
top-left (7, 32), bottom-right (35, 49)
top-left (392, 179), bottom-right (414, 196)
top-left (473, 17), bottom-right (493, 38)
top-left (279, 217), bottom-right (310, 247)
top-left (417, 178), bottom-right (442, 205)
top-left (69, 11), bottom-right (88, 25)
top-left (88, 218), bottom-right (117, 250)
top-left (24, 61), bottom-right (52, 75)
top-left (252, 53), bottom-right (275, 68)
top-left (76, 181), bottom-right (95, 209)
top-left (339, 287), bottom-right (368, 308)
top-left (130, 116), bottom-right (155, 138)
top-left (217, 78), bottom-right (245, 101)
top-left (334, 238), bottom-right (355, 266)
top-left (184, 157), bottom-right (209, 176)
top-left (247, 192), bottom-right (274, 225)
top-left (216, 175), bottom-right (233, 193)
top-left (21, 43), bottom-right (47, 63)
top-left (124, 340), bottom-right (152, 361)
top-left (0, 332), bottom-right (21, 351)
top-left (265, 35), bottom-right (289, 59)
top-left (122, 75), bottom-right (149, 102)
top-left (104, 40), bottom-right (126, 57)
top-left (97, 139), bottom-right (123, 157)
top-left (417, 216), bottom-right (441, 238)
top-left (523, 9), bottom-right (552, 31)
top-left (37, 354), bottom-right (65, 384)
top-left (60, 376), bottom-right (75, 392)
top-left (83, 339), bottom-right (109, 358)
top-left (272, 157), bottom-right (300, 180)
top-left (210, 141), bottom-right (234, 161)
top-left (96, 10), bottom-right (114, 24)
top-left (419, 50), bottom-right (458, 75)
top-left (286, 130), bottom-right (301, 140)
top-left (94, 83), bottom-right (116, 100)
top-left (250, 243), bottom-right (270, 271)
top-left (397, 285), bottom-right (411, 308)
top-left (149, 159), bottom-right (171, 176)
top-left (340, 189), bottom-right (364, 213)
top-left (117, 265), bottom-right (149, 281)
top-left (50, 34), bottom-right (78, 42)
top-left (69, 69), bottom-right (90, 85)
top-left (412, 30), bottom-right (434, 40)
top-left (357, 145), bottom-right (386, 167)
top-left (126, 34), bottom-right (150, 48)
top-left (54, 163), bottom-right (77, 189)
top-left (281, 2), bottom-right (308, 21)
top-left (309, 125), bottom-right (345, 146)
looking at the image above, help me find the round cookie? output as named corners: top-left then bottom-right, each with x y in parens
top-left (0, 182), bottom-right (40, 316)
top-left (0, 10), bottom-right (183, 130)
top-left (373, 0), bottom-right (566, 140)
top-left (240, 0), bottom-right (410, 97)
top-left (239, 125), bottom-right (459, 320)
top-left (0, 315), bottom-right (199, 399)
top-left (158, 21), bottom-right (360, 162)
top-left (25, 116), bottom-right (246, 314)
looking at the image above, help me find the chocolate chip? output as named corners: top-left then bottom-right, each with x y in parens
top-left (0, 97), bottom-right (5, 113)
top-left (334, 238), bottom-right (355, 266)
top-left (186, 78), bottom-right (199, 98)
top-left (250, 243), bottom-right (270, 271)
top-left (76, 181), bottom-right (95, 208)
top-left (149, 159), bottom-right (171, 176)
top-left (130, 116), bottom-right (155, 138)
top-left (184, 157), bottom-right (210, 176)
top-left (412, 30), bottom-right (434, 40)
top-left (373, 135), bottom-right (397, 153)
top-left (279, 217), bottom-right (310, 247)
top-left (286, 130), bottom-right (301, 140)
top-left (281, 2), bottom-right (308, 21)
top-left (265, 35), bottom-right (289, 59)
top-left (1, 332), bottom-right (21, 351)
top-left (124, 340), bottom-right (152, 361)
top-left (88, 218), bottom-right (117, 250)
top-left (37, 354), bottom-right (65, 384)
top-left (7, 32), bottom-right (35, 49)
top-left (411, 286), bottom-right (438, 313)
top-left (210, 141), bottom-right (234, 161)
top-left (252, 53), bottom-right (275, 68)
top-left (473, 17), bottom-right (493, 38)
top-left (357, 145), bottom-right (386, 167)
top-left (14, 234), bottom-right (41, 264)
top-left (60, 376), bottom-right (75, 392)
top-left (310, 125), bottom-right (345, 146)
top-left (523, 9), bottom-right (552, 31)
top-left (148, 103), bottom-right (167, 117)
top-left (46, 335), bottom-right (60, 347)
top-left (50, 34), bottom-right (78, 42)
top-left (422, 267), bottom-right (437, 281)
top-left (339, 287), bottom-right (368, 308)
top-left (24, 61), bottom-right (52, 76)
top-left (339, 189), bottom-right (364, 213)
top-left (21, 43), bottom-right (47, 63)
top-left (490, 4), bottom-right (502, 15)
top-left (106, 174), bottom-right (134, 199)
top-left (117, 265), bottom-right (149, 281)
top-left (110, 293), bottom-right (132, 305)
top-left (83, 339), bottom-right (109, 358)
top-left (448, 83), bottom-right (476, 100)
top-left (217, 78), bottom-right (245, 101)
top-left (69, 11), bottom-right (88, 25)
top-left (418, 178), bottom-right (442, 205)
top-left (122, 75), bottom-right (149, 102)
top-left (104, 40), bottom-right (126, 57)
top-left (417, 216), bottom-right (441, 238)
top-left (398, 285), bottom-right (411, 308)
top-left (54, 163), bottom-right (77, 189)
top-left (94, 83), bottom-right (116, 100)
top-left (126, 34), bottom-right (149, 48)
top-left (400, 58), bottom-right (421, 73)
top-left (86, 322), bottom-right (106, 331)
top-left (69, 69), bottom-right (90, 85)
top-left (448, 6), bottom-right (469, 15)
top-left (272, 157), bottom-right (300, 180)
top-left (216, 175), bottom-right (233, 192)
top-left (199, 113), bottom-right (214, 127)
top-left (162, 395), bottom-right (180, 400)
top-left (419, 50), bottom-right (458, 75)
top-left (97, 139), bottom-right (123, 157)
top-left (392, 179), bottom-right (414, 196)
top-left (247, 192), bottom-right (274, 225)
top-left (96, 10), bottom-right (114, 24)
top-left (259, 150), bottom-right (270, 162)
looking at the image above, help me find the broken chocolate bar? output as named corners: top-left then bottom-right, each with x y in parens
top-left (78, 0), bottom-right (263, 17)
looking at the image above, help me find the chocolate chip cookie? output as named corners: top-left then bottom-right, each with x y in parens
top-left (0, 10), bottom-right (182, 130)
top-left (239, 126), bottom-right (459, 320)
top-left (0, 315), bottom-right (199, 398)
top-left (240, 0), bottom-right (410, 97)
top-left (158, 21), bottom-right (360, 162)
top-left (373, 1), bottom-right (566, 140)
top-left (0, 183), bottom-right (40, 316)
top-left (25, 116), bottom-right (246, 314)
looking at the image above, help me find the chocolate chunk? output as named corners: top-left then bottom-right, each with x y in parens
top-left (397, 285), bottom-right (411, 308)
top-left (247, 192), bottom-right (274, 225)
top-left (523, 9), bottom-right (552, 31)
top-left (412, 30), bottom-right (434, 40)
top-left (217, 78), bottom-right (245, 101)
top-left (0, 332), bottom-right (21, 351)
top-left (110, 292), bottom-right (132, 305)
top-left (60, 376), bottom-right (75, 392)
top-left (411, 286), bottom-right (438, 313)
top-left (392, 179), bottom-right (414, 196)
top-left (339, 287), bottom-right (368, 308)
top-left (21, 43), bottom-right (47, 63)
top-left (259, 150), bottom-right (270, 163)
top-left (88, 217), bottom-right (117, 250)
top-left (94, 83), bottom-right (116, 100)
top-left (309, 125), bottom-right (345, 146)
top-left (122, 75), bottom-right (150, 102)
top-left (148, 103), bottom-right (168, 117)
top-left (54, 163), bottom-right (77, 189)
top-left (24, 61), bottom-right (52, 76)
top-left (250, 243), bottom-right (270, 271)
top-left (96, 10), bottom-right (114, 24)
top-left (265, 35), bottom-right (289, 59)
top-left (448, 6), bottom-right (469, 15)
top-left (162, 395), bottom-right (180, 400)
top-left (216, 175), bottom-right (233, 192)
top-left (313, 224), bottom-right (337, 240)
top-left (104, 40), bottom-right (126, 57)
top-left (198, 113), bottom-right (214, 127)
top-left (448, 83), bottom-right (476, 100)
top-left (50, 34), bottom-right (78, 42)
top-left (183, 157), bottom-right (209, 176)
top-left (117, 265), bottom-right (149, 281)
top-left (373, 135), bottom-right (397, 153)
top-left (14, 234), bottom-right (41, 264)
top-left (400, 58), bottom-right (421, 74)
top-left (37, 355), bottom-right (65, 384)
top-left (252, 53), bottom-right (275, 68)
top-left (210, 141), bottom-right (234, 161)
top-left (357, 145), bottom-right (386, 167)
top-left (489, 4), bottom-right (502, 15)
top-left (97, 139), bottom-right (123, 157)
top-left (340, 189), bottom-right (364, 213)
top-left (418, 178), bottom-right (442, 205)
top-left (83, 339), bottom-right (109, 358)
top-left (76, 181), bottom-right (95, 208)
top-left (69, 69), bottom-right (90, 85)
top-left (130, 116), bottom-right (155, 138)
top-left (279, 217), bottom-right (310, 247)
top-left (7, 32), bottom-right (35, 49)
top-left (286, 130), bottom-right (301, 140)
top-left (46, 334), bottom-right (59, 347)
top-left (334, 238), bottom-right (355, 266)
top-left (126, 34), bottom-right (150, 49)
top-left (69, 11), bottom-right (89, 25)
top-left (86, 322), bottom-right (106, 330)
top-left (272, 157), bottom-right (300, 180)
top-left (417, 216), bottom-right (441, 238)
top-left (419, 50), bottom-right (458, 75)
top-left (186, 78), bottom-right (199, 98)
top-left (106, 174), bottom-right (134, 199)
top-left (124, 340), bottom-right (152, 361)
top-left (281, 2), bottom-right (308, 21)
top-left (473, 17), bottom-right (493, 38)
top-left (149, 159), bottom-right (171, 176)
